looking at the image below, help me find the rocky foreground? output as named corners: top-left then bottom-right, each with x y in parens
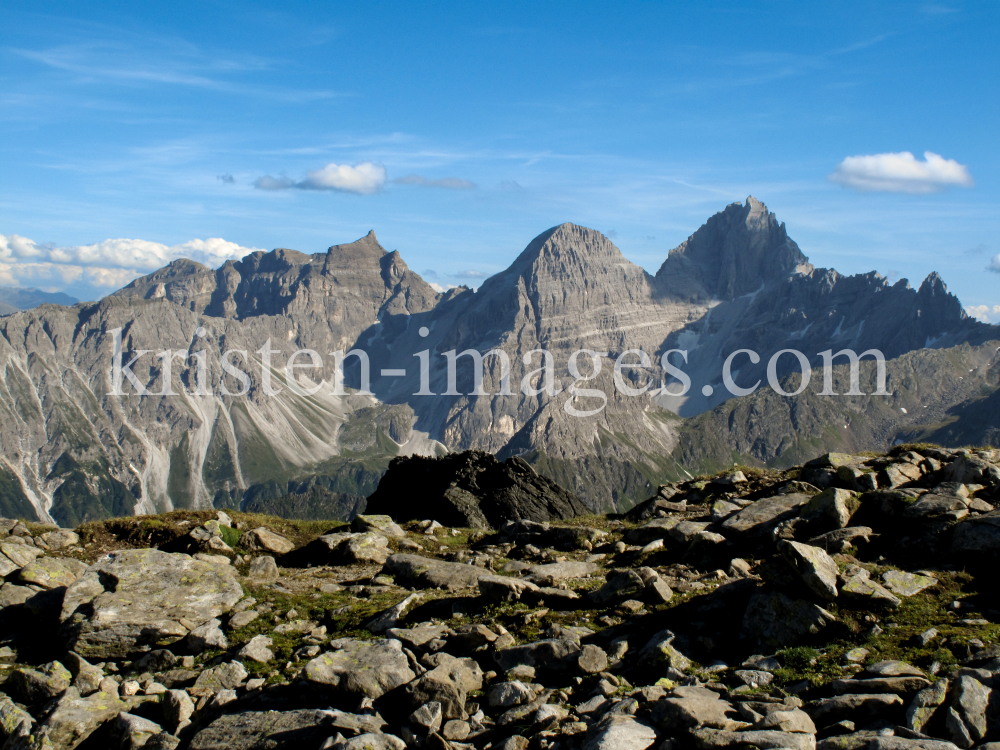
top-left (1, 445), bottom-right (1000, 749)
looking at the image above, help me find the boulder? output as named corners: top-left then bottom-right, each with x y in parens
top-left (384, 554), bottom-right (493, 590)
top-left (240, 527), bottom-right (294, 556)
top-left (317, 532), bottom-right (391, 565)
top-left (952, 510), bottom-right (1000, 555)
top-left (187, 710), bottom-right (337, 750)
top-left (839, 566), bottom-right (902, 608)
top-left (28, 688), bottom-right (130, 749)
top-left (946, 675), bottom-right (990, 748)
top-left (16, 557), bottom-right (88, 589)
top-left (882, 570), bottom-right (938, 597)
top-left (582, 715), bottom-right (658, 750)
top-left (247, 555), bottom-right (278, 581)
top-left (59, 549), bottom-right (243, 659)
top-left (352, 515), bottom-right (406, 538)
top-left (721, 493), bottom-right (811, 537)
top-left (741, 589), bottom-right (836, 650)
top-left (402, 655), bottom-right (484, 720)
top-left (525, 561), bottom-right (598, 585)
top-left (7, 661), bottom-right (72, 704)
top-left (111, 712), bottom-right (164, 750)
top-left (364, 450), bottom-right (590, 529)
top-left (495, 638), bottom-right (582, 674)
top-left (800, 487), bottom-right (859, 530)
top-left (305, 638), bottom-right (416, 699)
top-left (778, 540), bottom-right (839, 601)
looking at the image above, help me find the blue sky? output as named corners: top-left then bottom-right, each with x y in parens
top-left (2, 1), bottom-right (998, 320)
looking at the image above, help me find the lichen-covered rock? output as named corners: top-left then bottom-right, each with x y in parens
top-left (16, 556), bottom-right (88, 589)
top-left (741, 589), bottom-right (836, 650)
top-left (187, 710), bottom-right (337, 750)
top-left (29, 688), bottom-right (130, 749)
top-left (7, 661), bottom-right (72, 704)
top-left (239, 527), bottom-right (294, 556)
top-left (383, 553), bottom-right (493, 590)
top-left (59, 549), bottom-right (243, 658)
top-left (778, 540), bottom-right (839, 601)
top-left (305, 638), bottom-right (416, 699)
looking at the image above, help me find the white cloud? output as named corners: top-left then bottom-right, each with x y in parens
top-left (0, 233), bottom-right (264, 296)
top-left (989, 254), bottom-right (1000, 273)
top-left (967, 304), bottom-right (1000, 324)
top-left (2, 233), bottom-right (261, 272)
top-left (255, 162), bottom-right (387, 195)
top-left (828, 151), bottom-right (974, 193)
top-left (428, 282), bottom-right (456, 293)
top-left (393, 174), bottom-right (476, 190)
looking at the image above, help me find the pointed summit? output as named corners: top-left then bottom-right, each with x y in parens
top-left (655, 197), bottom-right (812, 301)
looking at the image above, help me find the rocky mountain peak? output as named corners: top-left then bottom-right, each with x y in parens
top-left (655, 196), bottom-right (813, 301)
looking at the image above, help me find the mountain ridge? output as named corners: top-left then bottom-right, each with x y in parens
top-left (0, 197), bottom-right (995, 525)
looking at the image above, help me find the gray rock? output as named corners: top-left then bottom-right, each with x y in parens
top-left (635, 629), bottom-right (692, 672)
top-left (7, 661), bottom-right (72, 703)
top-left (487, 681), bottom-right (534, 708)
top-left (402, 655), bottom-right (483, 720)
top-left (882, 570), bottom-right (938, 597)
top-left (228, 610), bottom-right (260, 630)
top-left (331, 734), bottom-right (407, 750)
top-left (946, 675), bottom-right (990, 748)
top-left (247, 555), bottom-right (278, 581)
top-left (29, 688), bottom-right (130, 749)
top-left (319, 532), bottom-right (392, 565)
top-left (692, 728), bottom-right (814, 750)
top-left (904, 493), bottom-right (969, 519)
top-left (162, 689), bottom-right (194, 733)
top-left (625, 517), bottom-right (684, 544)
top-left (778, 539), bottom-right (839, 601)
top-left (364, 451), bottom-right (591, 529)
top-left (39, 530), bottom-right (80, 550)
top-left (652, 690), bottom-right (740, 730)
top-left (184, 618), bottom-right (228, 652)
top-left (111, 712), bottom-right (164, 750)
top-left (804, 692), bottom-right (904, 725)
top-left (365, 592), bottom-right (422, 634)
top-left (590, 569), bottom-right (645, 604)
top-left (409, 701), bottom-right (443, 732)
top-left (237, 635), bottom-right (274, 663)
top-left (831, 676), bottom-right (931, 695)
top-left (1, 541), bottom-right (43, 568)
top-left (952, 510), bottom-right (1000, 554)
top-left (16, 557), bottom-right (88, 589)
top-left (582, 714), bottom-right (658, 750)
top-left (741, 589), bottom-right (836, 650)
top-left (187, 709), bottom-right (338, 750)
top-left (59, 549), bottom-right (242, 659)
top-left (755, 708), bottom-right (816, 733)
top-left (194, 661), bottom-right (248, 692)
top-left (0, 692), bottom-right (35, 743)
top-left (239, 527), bottom-right (294, 555)
top-left (384, 553), bottom-right (493, 590)
top-left (525, 561), bottom-right (598, 585)
top-left (305, 638), bottom-right (416, 699)
top-left (839, 566), bottom-right (902, 608)
top-left (478, 574), bottom-right (542, 602)
top-left (800, 487), bottom-right (859, 529)
top-left (495, 638), bottom-right (582, 674)
top-left (352, 514), bottom-right (406, 538)
top-left (721, 493), bottom-right (812, 537)
top-left (578, 644), bottom-right (609, 674)
top-left (905, 678), bottom-right (949, 733)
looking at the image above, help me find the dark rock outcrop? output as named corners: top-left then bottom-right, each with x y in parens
top-left (364, 450), bottom-right (590, 529)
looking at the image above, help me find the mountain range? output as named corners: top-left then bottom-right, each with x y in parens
top-left (1, 197), bottom-right (997, 526)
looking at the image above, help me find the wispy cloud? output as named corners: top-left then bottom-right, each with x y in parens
top-left (12, 43), bottom-right (339, 102)
top-left (828, 151), bottom-right (974, 194)
top-left (217, 173), bottom-right (235, 184)
top-left (255, 162), bottom-right (387, 195)
top-left (392, 174), bottom-right (476, 190)
top-left (989, 254), bottom-right (1000, 274)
